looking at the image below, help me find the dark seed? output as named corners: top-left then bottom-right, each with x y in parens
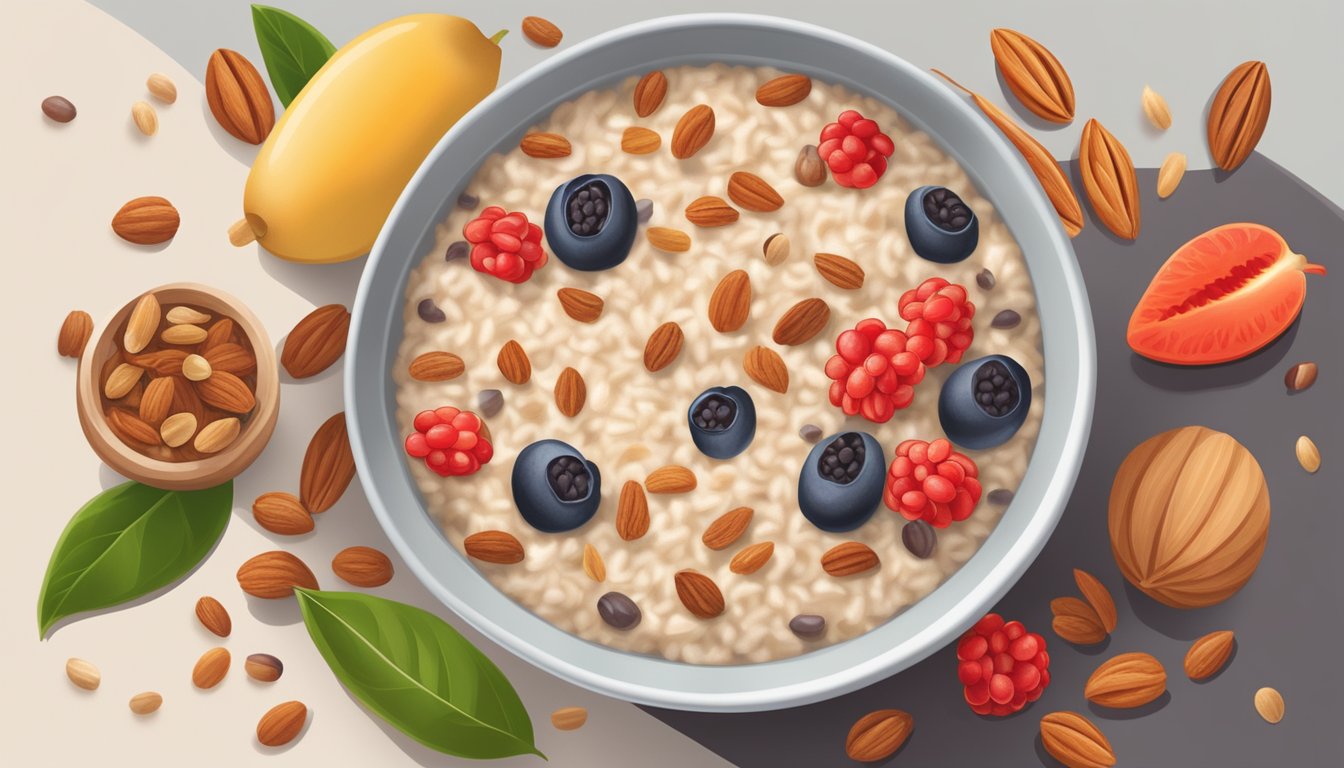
top-left (597, 592), bottom-right (641, 630)
top-left (457, 192), bottom-right (479, 210)
top-left (635, 198), bottom-right (654, 223)
top-left (477, 389), bottom-right (504, 417)
top-left (789, 614), bottom-right (826, 640)
top-left (987, 488), bottom-right (1014, 506)
top-left (42, 95), bottom-right (76, 123)
top-left (976, 269), bottom-right (996, 291)
top-left (902, 520), bottom-right (936, 559)
top-left (417, 298), bottom-right (446, 323)
top-left (818, 432), bottom-right (866, 484)
top-left (923, 187), bottom-right (973, 232)
top-left (991, 309), bottom-right (1021, 329)
top-left (799, 424), bottom-right (823, 443)
top-left (445, 240), bottom-right (470, 261)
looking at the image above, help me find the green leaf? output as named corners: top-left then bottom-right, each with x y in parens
top-left (296, 589), bottom-right (544, 760)
top-left (37, 481), bottom-right (233, 637)
top-left (251, 4), bottom-right (337, 107)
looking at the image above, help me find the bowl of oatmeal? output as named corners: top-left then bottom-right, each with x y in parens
top-left (348, 14), bottom-right (1094, 711)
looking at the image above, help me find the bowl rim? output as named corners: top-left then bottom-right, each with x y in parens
top-left (76, 282), bottom-right (280, 491)
top-left (347, 13), bottom-right (1095, 711)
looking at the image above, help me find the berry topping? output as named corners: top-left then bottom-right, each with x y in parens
top-left (405, 406), bottom-right (494, 477)
top-left (823, 318), bottom-right (927, 423)
top-left (883, 438), bottom-right (981, 528)
top-left (957, 613), bottom-right (1050, 716)
top-left (898, 277), bottom-right (976, 366)
top-left (817, 110), bottom-right (895, 189)
top-left (818, 432), bottom-right (867, 484)
top-left (693, 393), bottom-right (738, 432)
top-left (463, 206), bottom-right (548, 283)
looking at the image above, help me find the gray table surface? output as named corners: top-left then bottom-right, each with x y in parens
top-left (83, 1), bottom-right (1344, 765)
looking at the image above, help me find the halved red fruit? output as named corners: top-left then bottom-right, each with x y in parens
top-left (1128, 223), bottom-right (1326, 365)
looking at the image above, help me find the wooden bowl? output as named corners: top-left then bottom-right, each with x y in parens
top-left (76, 282), bottom-right (280, 490)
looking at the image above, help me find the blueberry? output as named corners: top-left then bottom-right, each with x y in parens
top-left (687, 386), bottom-right (755, 460)
top-left (511, 439), bottom-right (602, 532)
top-left (798, 432), bottom-right (886, 532)
top-left (938, 354), bottom-right (1032, 450)
top-left (904, 185), bottom-right (979, 264)
top-left (544, 174), bottom-right (637, 271)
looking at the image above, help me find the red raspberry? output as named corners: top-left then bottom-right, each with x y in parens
top-left (883, 438), bottom-right (981, 527)
top-left (463, 206), bottom-right (548, 283)
top-left (405, 406), bottom-right (494, 477)
top-left (957, 613), bottom-right (1050, 716)
top-left (823, 318), bottom-right (927, 423)
top-left (817, 110), bottom-right (896, 189)
top-left (898, 277), bottom-right (975, 366)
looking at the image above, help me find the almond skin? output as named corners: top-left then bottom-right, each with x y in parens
top-left (674, 570), bottom-right (724, 618)
top-left (196, 370), bottom-right (255, 413)
top-left (194, 417), bottom-right (241, 454)
top-left (990, 28), bottom-right (1075, 123)
top-left (772, 298), bottom-right (830, 345)
top-left (1084, 652), bottom-right (1167, 709)
top-left (581, 543), bottom-right (606, 582)
top-left (756, 74), bottom-right (812, 107)
top-left (647, 226), bottom-right (692, 253)
top-left (1074, 569), bottom-right (1117, 633)
top-left (464, 530), bottom-right (525, 564)
top-left (671, 104), bottom-right (715, 159)
top-left (245, 653), bottom-right (284, 683)
top-left (521, 15), bottom-right (562, 47)
top-left (621, 126), bottom-right (661, 154)
top-left (633, 71), bottom-right (668, 117)
top-left (1040, 711), bottom-right (1116, 768)
top-left (202, 342), bottom-right (257, 376)
top-left (257, 701), bottom-right (308, 747)
top-left (300, 413), bottom-right (355, 514)
top-left (57, 310), bottom-right (93, 358)
top-left (708, 270), bottom-right (751, 332)
top-left (237, 551), bottom-right (319, 598)
top-left (727, 171), bottom-right (784, 212)
top-left (497, 339), bottom-right (532, 384)
top-left (408, 351), bottom-right (465, 381)
top-left (550, 706), bottom-right (588, 731)
top-left (743, 345), bottom-right (789, 393)
top-left (205, 49), bottom-right (274, 144)
top-left (1184, 630), bottom-right (1235, 681)
top-left (554, 367), bottom-right (586, 417)
top-left (1051, 596), bottom-right (1108, 644)
top-left (281, 304), bottom-right (350, 379)
top-left (332, 546), bottom-right (394, 587)
top-left (845, 709), bottom-right (913, 762)
top-left (814, 252), bottom-right (865, 289)
top-left (615, 481), bottom-right (650, 540)
top-left (701, 506), bottom-right (753, 550)
top-left (1207, 61), bottom-right (1270, 171)
top-left (1079, 119), bottom-right (1140, 240)
top-left (821, 541), bottom-right (879, 576)
top-left (192, 647), bottom-right (231, 689)
top-left (128, 691), bottom-right (163, 715)
top-left (644, 321), bottom-right (684, 372)
top-left (729, 541), bottom-right (774, 575)
top-left (685, 195), bottom-right (739, 228)
top-left (107, 408), bottom-right (161, 446)
top-left (520, 132), bottom-right (572, 158)
top-left (557, 288), bottom-right (604, 322)
top-left (112, 196), bottom-right (180, 245)
top-left (195, 596), bottom-right (232, 637)
top-left (646, 465), bottom-right (696, 493)
top-left (251, 492), bottom-right (314, 536)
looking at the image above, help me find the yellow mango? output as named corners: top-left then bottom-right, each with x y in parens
top-left (243, 15), bottom-right (503, 263)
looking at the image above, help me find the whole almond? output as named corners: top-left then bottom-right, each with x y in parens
top-left (581, 543), bottom-right (606, 582)
top-left (124, 292), bottom-right (161, 354)
top-left (146, 72), bottom-right (177, 104)
top-left (1284, 361), bottom-right (1318, 392)
top-left (181, 353), bottom-right (213, 382)
top-left (616, 480), bottom-right (650, 540)
top-left (814, 252), bottom-right (865, 289)
top-left (245, 653), bottom-right (284, 683)
top-left (795, 145), bottom-right (828, 187)
top-left (1079, 119), bottom-right (1140, 239)
top-left (57, 310), bottom-right (94, 358)
top-left (131, 100), bottom-right (158, 135)
top-left (520, 132), bottom-right (571, 158)
top-left (408, 351), bottom-right (465, 381)
top-left (252, 492), bottom-right (313, 536)
top-left (104, 363), bottom-right (144, 399)
top-left (281, 304), bottom-right (350, 379)
top-left (644, 321), bottom-right (684, 372)
top-left (66, 658), bottom-right (101, 690)
top-left (332, 546), bottom-right (394, 587)
top-left (107, 408), bottom-right (161, 446)
top-left (1207, 61), bottom-right (1271, 171)
top-left (131, 349), bottom-right (188, 376)
top-left (1254, 687), bottom-right (1284, 724)
top-left (161, 324), bottom-right (208, 345)
top-left (773, 298), bottom-right (830, 345)
top-left (1157, 152), bottom-right (1187, 199)
top-left (1074, 569), bottom-right (1117, 633)
top-left (633, 71), bottom-right (668, 117)
top-left (497, 339), bottom-right (532, 384)
top-left (990, 28), bottom-right (1075, 123)
top-left (1039, 711), bottom-right (1116, 768)
top-left (557, 288), bottom-right (604, 322)
top-left (708, 270), bottom-right (751, 332)
top-left (1295, 435), bottom-right (1320, 473)
top-left (202, 342), bottom-right (257, 376)
top-left (727, 172), bottom-right (784, 212)
top-left (205, 49), bottom-right (274, 144)
top-left (139, 377), bottom-right (175, 424)
top-left (756, 74), bottom-right (812, 107)
top-left (190, 417), bottom-right (238, 455)
top-left (846, 709), bottom-right (913, 762)
top-left (237, 551), bottom-right (319, 598)
top-left (621, 126), bottom-right (661, 154)
top-left (821, 541), bottom-right (879, 576)
top-left (1184, 630), bottom-right (1235, 681)
top-left (729, 541), bottom-right (775, 575)
top-left (203, 318), bottom-right (235, 351)
top-left (646, 465), bottom-right (696, 493)
top-left (1142, 85), bottom-right (1172, 130)
top-left (647, 226), bottom-right (692, 253)
top-left (521, 15), bottom-right (562, 47)
top-left (464, 530), bottom-right (525, 564)
top-left (169, 373), bottom-right (204, 419)
top-left (197, 370), bottom-right (255, 413)
top-left (685, 195), bottom-right (739, 228)
top-left (671, 104), bottom-right (715, 159)
top-left (166, 306), bottom-right (211, 325)
top-left (1051, 596), bottom-right (1107, 644)
top-left (129, 691), bottom-right (163, 715)
top-left (551, 706), bottom-right (588, 731)
top-left (112, 196), bottom-right (179, 245)
top-left (702, 506), bottom-right (753, 550)
top-left (301, 413), bottom-right (355, 513)
top-left (762, 232), bottom-right (790, 265)
top-left (554, 367), bottom-right (586, 417)
top-left (257, 701), bottom-right (308, 747)
top-left (195, 596), bottom-right (232, 637)
top-left (674, 570), bottom-right (724, 619)
top-left (160, 412), bottom-right (198, 447)
top-left (1084, 652), bottom-right (1167, 708)
top-left (743, 345), bottom-right (788, 393)
top-left (192, 647), bottom-right (231, 689)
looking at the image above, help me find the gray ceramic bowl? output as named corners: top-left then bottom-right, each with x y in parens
top-left (348, 14), bottom-right (1095, 712)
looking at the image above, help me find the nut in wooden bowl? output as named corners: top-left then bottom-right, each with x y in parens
top-left (76, 283), bottom-right (279, 490)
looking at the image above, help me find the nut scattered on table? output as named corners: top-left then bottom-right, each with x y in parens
top-left (65, 657), bottom-right (100, 690)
